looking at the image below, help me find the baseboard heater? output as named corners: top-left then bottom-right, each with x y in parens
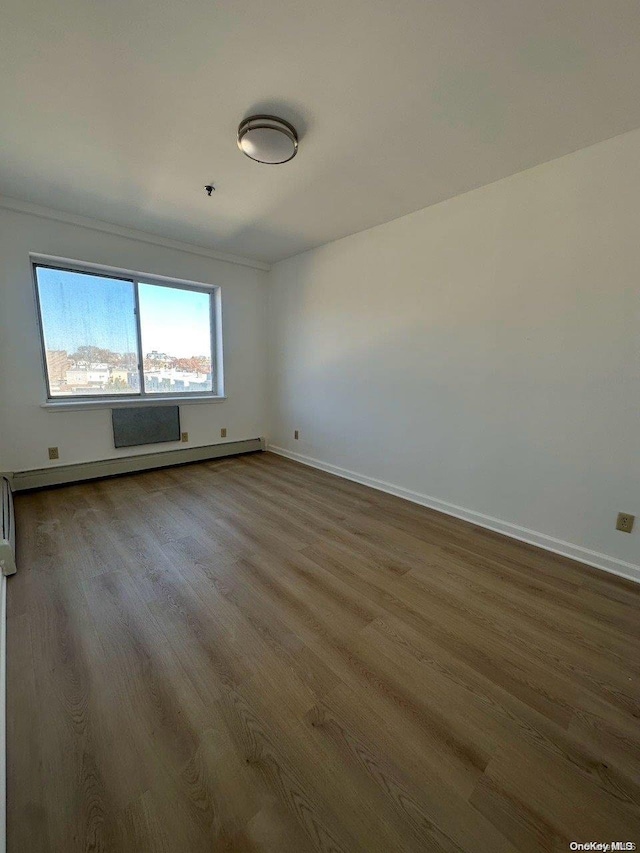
top-left (8, 438), bottom-right (265, 492)
top-left (0, 478), bottom-right (13, 853)
top-left (0, 478), bottom-right (16, 576)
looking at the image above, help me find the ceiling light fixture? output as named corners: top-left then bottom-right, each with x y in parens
top-left (237, 115), bottom-right (298, 164)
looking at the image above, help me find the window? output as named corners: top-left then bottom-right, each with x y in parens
top-left (34, 261), bottom-right (222, 402)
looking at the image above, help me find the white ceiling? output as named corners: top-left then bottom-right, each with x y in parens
top-left (2, 0), bottom-right (640, 264)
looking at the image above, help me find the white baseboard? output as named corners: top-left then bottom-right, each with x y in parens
top-left (9, 438), bottom-right (265, 491)
top-left (268, 444), bottom-right (640, 585)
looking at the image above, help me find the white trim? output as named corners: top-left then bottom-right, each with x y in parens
top-left (0, 575), bottom-right (6, 853)
top-left (41, 395), bottom-right (227, 411)
top-left (0, 195), bottom-right (270, 271)
top-left (268, 445), bottom-right (640, 585)
top-left (29, 252), bottom-right (231, 291)
top-left (9, 438), bottom-right (263, 491)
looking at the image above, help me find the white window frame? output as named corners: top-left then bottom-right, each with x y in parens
top-left (31, 254), bottom-right (225, 409)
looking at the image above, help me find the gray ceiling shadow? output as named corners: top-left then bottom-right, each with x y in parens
top-left (241, 100), bottom-right (311, 141)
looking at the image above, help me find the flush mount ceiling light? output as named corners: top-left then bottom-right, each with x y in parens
top-left (237, 115), bottom-right (298, 164)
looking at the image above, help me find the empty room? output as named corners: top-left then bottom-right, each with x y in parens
top-left (0, 0), bottom-right (639, 850)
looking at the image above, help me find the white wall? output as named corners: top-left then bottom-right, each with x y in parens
top-left (0, 206), bottom-right (269, 472)
top-left (268, 128), bottom-right (640, 579)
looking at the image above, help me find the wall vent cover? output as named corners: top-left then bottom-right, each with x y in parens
top-left (112, 406), bottom-right (180, 448)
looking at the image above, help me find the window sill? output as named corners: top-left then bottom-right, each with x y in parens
top-left (41, 395), bottom-right (227, 412)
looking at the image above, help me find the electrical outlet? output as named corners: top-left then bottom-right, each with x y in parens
top-left (181, 432), bottom-right (189, 443)
top-left (48, 446), bottom-right (59, 460)
top-left (220, 428), bottom-right (227, 438)
top-left (294, 430), bottom-right (299, 440)
top-left (616, 512), bottom-right (635, 533)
